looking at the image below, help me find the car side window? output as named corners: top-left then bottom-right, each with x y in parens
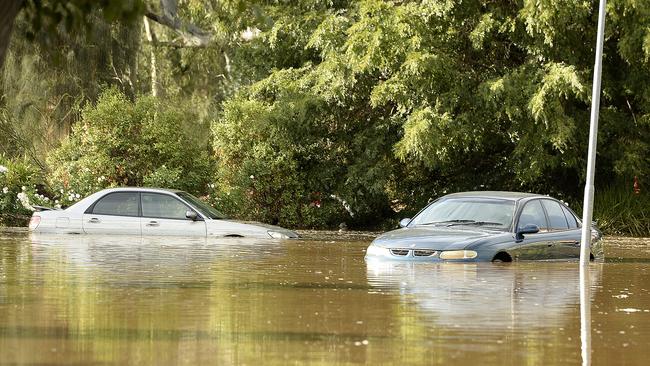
top-left (541, 200), bottom-right (569, 231)
top-left (91, 192), bottom-right (140, 216)
top-left (517, 200), bottom-right (548, 232)
top-left (561, 205), bottom-right (579, 229)
top-left (141, 193), bottom-right (191, 220)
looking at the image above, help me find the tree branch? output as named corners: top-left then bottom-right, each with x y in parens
top-left (144, 0), bottom-right (220, 48)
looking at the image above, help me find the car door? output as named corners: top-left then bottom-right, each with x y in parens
top-left (140, 192), bottom-right (206, 236)
top-left (82, 192), bottom-right (141, 235)
top-left (541, 199), bottom-right (581, 259)
top-left (512, 199), bottom-right (555, 260)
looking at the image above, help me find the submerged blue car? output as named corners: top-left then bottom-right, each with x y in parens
top-left (365, 191), bottom-right (603, 262)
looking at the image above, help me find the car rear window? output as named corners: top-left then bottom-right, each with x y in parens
top-left (91, 192), bottom-right (139, 217)
top-left (561, 205), bottom-right (579, 229)
top-left (541, 200), bottom-right (569, 230)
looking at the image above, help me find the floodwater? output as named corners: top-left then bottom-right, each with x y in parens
top-left (1, 230), bottom-right (649, 365)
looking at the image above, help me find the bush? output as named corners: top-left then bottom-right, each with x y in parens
top-left (593, 185), bottom-right (650, 237)
top-left (0, 156), bottom-right (50, 226)
top-left (212, 93), bottom-right (351, 228)
top-left (572, 183), bottom-right (650, 237)
top-left (47, 88), bottom-right (215, 199)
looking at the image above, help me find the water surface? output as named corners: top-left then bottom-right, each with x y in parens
top-left (1, 230), bottom-right (648, 365)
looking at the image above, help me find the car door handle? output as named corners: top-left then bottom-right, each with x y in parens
top-left (146, 221), bottom-right (159, 227)
top-left (88, 218), bottom-right (100, 223)
top-left (558, 240), bottom-right (580, 246)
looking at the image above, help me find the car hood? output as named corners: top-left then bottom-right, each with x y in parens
top-left (207, 219), bottom-right (299, 238)
top-left (372, 226), bottom-right (503, 250)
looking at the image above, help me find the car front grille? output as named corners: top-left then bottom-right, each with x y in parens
top-left (413, 249), bottom-right (438, 257)
top-left (389, 249), bottom-right (439, 257)
top-left (389, 249), bottom-right (410, 256)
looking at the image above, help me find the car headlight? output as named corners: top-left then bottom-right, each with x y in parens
top-left (268, 231), bottom-right (290, 239)
top-left (365, 244), bottom-right (390, 257)
top-left (439, 250), bottom-right (478, 260)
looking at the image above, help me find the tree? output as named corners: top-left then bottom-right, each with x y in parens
top-left (214, 0), bottom-right (650, 226)
top-left (0, 1), bottom-right (22, 70)
top-left (47, 88), bottom-right (214, 198)
top-left (0, 0), bottom-right (144, 69)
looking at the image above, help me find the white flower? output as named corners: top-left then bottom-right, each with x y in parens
top-left (75, 193), bottom-right (80, 199)
top-left (2, 187), bottom-right (7, 194)
top-left (44, 197), bottom-right (49, 202)
top-left (0, 165), bottom-right (7, 174)
top-left (55, 200), bottom-right (59, 204)
top-left (21, 186), bottom-right (26, 191)
top-left (60, 189), bottom-right (64, 194)
top-left (250, 175), bottom-right (255, 179)
top-left (17, 192), bottom-right (34, 211)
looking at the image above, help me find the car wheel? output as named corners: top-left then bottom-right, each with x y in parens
top-left (492, 252), bottom-right (512, 263)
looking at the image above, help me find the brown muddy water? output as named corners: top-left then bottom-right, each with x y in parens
top-left (0, 229), bottom-right (649, 365)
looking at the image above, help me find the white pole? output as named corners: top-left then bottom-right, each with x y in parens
top-left (580, 0), bottom-right (607, 267)
top-left (580, 264), bottom-right (592, 366)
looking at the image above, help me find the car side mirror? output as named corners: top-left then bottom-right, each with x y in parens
top-left (516, 223), bottom-right (539, 241)
top-left (186, 210), bottom-right (199, 221)
top-left (399, 218), bottom-right (411, 228)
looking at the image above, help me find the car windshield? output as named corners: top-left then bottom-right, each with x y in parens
top-left (409, 198), bottom-right (515, 230)
top-left (176, 192), bottom-right (227, 219)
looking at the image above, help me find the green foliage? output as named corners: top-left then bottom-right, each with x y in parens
top-left (213, 0), bottom-right (650, 231)
top-left (0, 156), bottom-right (48, 225)
top-left (3, 0), bottom-right (650, 235)
top-left (21, 0), bottom-right (144, 41)
top-left (2, 10), bottom-right (141, 169)
top-left (47, 88), bottom-right (214, 198)
top-left (573, 184), bottom-right (650, 237)
top-left (213, 79), bottom-right (351, 228)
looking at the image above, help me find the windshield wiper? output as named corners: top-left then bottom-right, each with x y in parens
top-left (420, 219), bottom-right (504, 227)
top-left (447, 220), bottom-right (504, 227)
top-left (419, 219), bottom-right (476, 226)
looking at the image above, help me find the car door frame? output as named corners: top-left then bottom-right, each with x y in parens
top-left (139, 191), bottom-right (207, 237)
top-left (540, 198), bottom-right (581, 259)
top-left (82, 191), bottom-right (142, 235)
top-left (511, 198), bottom-right (557, 260)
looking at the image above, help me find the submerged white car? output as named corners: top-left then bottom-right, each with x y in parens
top-left (28, 187), bottom-right (298, 239)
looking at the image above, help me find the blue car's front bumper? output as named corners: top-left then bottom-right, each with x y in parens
top-left (365, 244), bottom-right (483, 262)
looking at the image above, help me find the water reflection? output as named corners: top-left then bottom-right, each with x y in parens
top-left (367, 260), bottom-right (602, 331)
top-left (580, 265), bottom-right (592, 366)
top-left (1, 231), bottom-right (649, 365)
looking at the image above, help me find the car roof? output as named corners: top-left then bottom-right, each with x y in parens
top-left (441, 191), bottom-right (545, 201)
top-left (99, 187), bottom-right (185, 194)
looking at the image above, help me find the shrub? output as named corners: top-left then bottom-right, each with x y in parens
top-left (0, 156), bottom-right (50, 226)
top-left (593, 186), bottom-right (650, 237)
top-left (47, 88), bottom-right (215, 199)
top-left (573, 183), bottom-right (650, 237)
top-left (212, 94), bottom-right (351, 228)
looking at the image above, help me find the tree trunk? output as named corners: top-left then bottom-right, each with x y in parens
top-left (0, 0), bottom-right (22, 70)
top-left (143, 16), bottom-right (159, 97)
